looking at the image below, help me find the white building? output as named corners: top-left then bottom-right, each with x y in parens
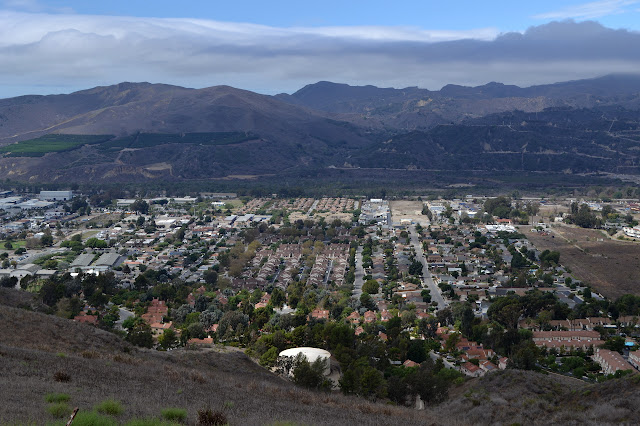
top-left (39, 191), bottom-right (73, 201)
top-left (278, 347), bottom-right (331, 376)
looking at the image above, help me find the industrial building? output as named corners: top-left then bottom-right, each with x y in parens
top-left (39, 191), bottom-right (73, 201)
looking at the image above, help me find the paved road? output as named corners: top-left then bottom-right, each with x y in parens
top-left (307, 199), bottom-right (319, 217)
top-left (18, 246), bottom-right (68, 265)
top-left (409, 226), bottom-right (447, 310)
top-left (352, 246), bottom-right (365, 299)
top-left (115, 307), bottom-right (135, 330)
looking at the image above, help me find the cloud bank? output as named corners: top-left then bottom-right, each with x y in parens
top-left (0, 11), bottom-right (639, 97)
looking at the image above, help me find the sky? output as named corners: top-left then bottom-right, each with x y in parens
top-left (1, 0), bottom-right (640, 97)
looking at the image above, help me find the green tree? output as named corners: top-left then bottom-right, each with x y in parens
top-left (292, 355), bottom-right (331, 391)
top-left (126, 320), bottom-right (154, 348)
top-left (158, 328), bottom-right (177, 350)
top-left (362, 279), bottom-right (379, 295)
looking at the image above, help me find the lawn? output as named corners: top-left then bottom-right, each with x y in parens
top-left (0, 240), bottom-right (26, 250)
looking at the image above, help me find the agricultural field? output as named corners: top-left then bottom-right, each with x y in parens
top-left (0, 134), bottom-right (114, 157)
top-left (525, 224), bottom-right (640, 300)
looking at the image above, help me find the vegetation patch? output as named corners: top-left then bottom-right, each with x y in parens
top-left (0, 134), bottom-right (114, 157)
top-left (160, 408), bottom-right (187, 422)
top-left (45, 393), bottom-right (71, 404)
top-left (47, 402), bottom-right (71, 418)
top-left (95, 399), bottom-right (124, 416)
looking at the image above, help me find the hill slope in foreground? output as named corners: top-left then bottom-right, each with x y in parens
top-left (1, 288), bottom-right (640, 425)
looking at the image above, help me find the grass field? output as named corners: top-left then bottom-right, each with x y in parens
top-left (525, 224), bottom-right (640, 299)
top-left (0, 240), bottom-right (26, 250)
top-left (0, 134), bottom-right (114, 157)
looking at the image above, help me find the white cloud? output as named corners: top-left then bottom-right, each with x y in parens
top-left (533, 0), bottom-right (640, 20)
top-left (0, 11), bottom-right (639, 97)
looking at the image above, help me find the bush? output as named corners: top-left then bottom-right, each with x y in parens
top-left (96, 399), bottom-right (123, 416)
top-left (53, 371), bottom-right (71, 382)
top-left (45, 393), bottom-right (71, 403)
top-left (197, 408), bottom-right (227, 426)
top-left (65, 411), bottom-right (117, 426)
top-left (161, 408), bottom-right (187, 422)
top-left (125, 420), bottom-right (181, 426)
top-left (47, 402), bottom-right (71, 418)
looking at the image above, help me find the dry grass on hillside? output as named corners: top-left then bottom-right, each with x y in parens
top-left (0, 302), bottom-right (432, 425)
top-left (525, 225), bottom-right (640, 299)
top-left (3, 290), bottom-right (640, 425)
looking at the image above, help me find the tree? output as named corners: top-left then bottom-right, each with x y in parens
top-left (130, 199), bottom-right (149, 215)
top-left (40, 234), bottom-right (54, 247)
top-left (203, 269), bottom-right (218, 286)
top-left (85, 238), bottom-right (108, 249)
top-left (292, 355), bottom-right (331, 391)
top-left (0, 276), bottom-right (18, 288)
top-left (362, 279), bottom-right (379, 295)
top-left (126, 320), bottom-right (154, 348)
top-left (360, 292), bottom-right (376, 310)
top-left (409, 260), bottom-right (423, 276)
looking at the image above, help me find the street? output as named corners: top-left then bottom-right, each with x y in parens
top-left (408, 226), bottom-right (447, 310)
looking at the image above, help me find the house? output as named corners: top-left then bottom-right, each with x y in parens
top-left (364, 311), bottom-right (377, 323)
top-left (532, 330), bottom-right (604, 350)
top-left (73, 312), bottom-right (98, 325)
top-left (142, 298), bottom-right (169, 325)
top-left (346, 311), bottom-right (361, 325)
top-left (310, 309), bottom-right (329, 321)
top-left (593, 348), bottom-right (634, 376)
top-left (403, 359), bottom-right (418, 368)
top-left (498, 357), bottom-right (509, 370)
top-left (461, 362), bottom-right (483, 377)
top-left (629, 350), bottom-right (640, 370)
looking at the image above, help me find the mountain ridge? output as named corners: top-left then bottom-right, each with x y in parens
top-left (0, 74), bottom-right (639, 183)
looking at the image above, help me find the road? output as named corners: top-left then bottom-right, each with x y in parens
top-left (18, 246), bottom-right (68, 266)
top-left (307, 199), bottom-right (319, 217)
top-left (408, 226), bottom-right (447, 310)
top-left (352, 246), bottom-right (364, 299)
top-left (115, 307), bottom-right (135, 330)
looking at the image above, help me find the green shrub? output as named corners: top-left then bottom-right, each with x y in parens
top-left (125, 419), bottom-right (181, 426)
top-left (47, 403), bottom-right (71, 418)
top-left (66, 411), bottom-right (118, 426)
top-left (161, 408), bottom-right (187, 422)
top-left (96, 399), bottom-right (123, 416)
top-left (45, 393), bottom-right (70, 403)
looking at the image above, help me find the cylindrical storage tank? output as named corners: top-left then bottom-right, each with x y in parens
top-left (278, 347), bottom-right (331, 375)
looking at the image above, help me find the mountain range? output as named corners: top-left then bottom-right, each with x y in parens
top-left (1, 75), bottom-right (640, 183)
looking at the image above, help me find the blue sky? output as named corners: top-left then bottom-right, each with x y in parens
top-left (13, 0), bottom-right (640, 30)
top-left (1, 0), bottom-right (640, 96)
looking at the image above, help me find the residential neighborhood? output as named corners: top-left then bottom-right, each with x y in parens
top-left (2, 188), bottom-right (640, 406)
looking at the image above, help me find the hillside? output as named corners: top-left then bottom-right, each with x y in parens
top-left (2, 289), bottom-right (640, 425)
top-left (276, 74), bottom-right (640, 126)
top-left (0, 76), bottom-right (639, 183)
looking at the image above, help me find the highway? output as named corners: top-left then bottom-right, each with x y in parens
top-left (408, 226), bottom-right (447, 310)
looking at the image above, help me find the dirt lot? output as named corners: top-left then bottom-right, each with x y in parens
top-left (524, 224), bottom-right (640, 300)
top-left (390, 200), bottom-right (430, 226)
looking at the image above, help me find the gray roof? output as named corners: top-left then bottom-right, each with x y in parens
top-left (94, 253), bottom-right (122, 267)
top-left (71, 253), bottom-right (95, 267)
